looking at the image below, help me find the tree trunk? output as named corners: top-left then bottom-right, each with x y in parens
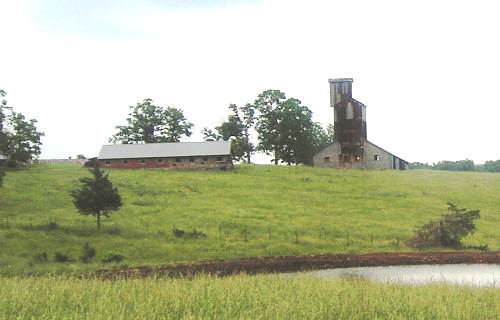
top-left (97, 212), bottom-right (101, 231)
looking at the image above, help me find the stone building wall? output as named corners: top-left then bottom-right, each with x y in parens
top-left (363, 141), bottom-right (395, 169)
top-left (312, 143), bottom-right (341, 168)
top-left (313, 141), bottom-right (407, 170)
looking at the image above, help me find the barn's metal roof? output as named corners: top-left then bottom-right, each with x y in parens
top-left (98, 141), bottom-right (231, 160)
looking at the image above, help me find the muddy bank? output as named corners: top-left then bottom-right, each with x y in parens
top-left (96, 251), bottom-right (500, 279)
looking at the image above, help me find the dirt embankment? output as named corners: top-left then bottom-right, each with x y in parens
top-left (96, 251), bottom-right (500, 279)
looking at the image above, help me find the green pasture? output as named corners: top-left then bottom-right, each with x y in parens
top-left (0, 163), bottom-right (499, 273)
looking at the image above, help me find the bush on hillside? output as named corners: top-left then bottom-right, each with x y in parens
top-left (172, 227), bottom-right (206, 239)
top-left (54, 252), bottom-right (73, 263)
top-left (102, 252), bottom-right (125, 263)
top-left (407, 203), bottom-right (481, 249)
top-left (79, 243), bottom-right (96, 263)
top-left (33, 252), bottom-right (48, 263)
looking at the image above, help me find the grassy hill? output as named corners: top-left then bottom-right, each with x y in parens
top-left (0, 164), bottom-right (499, 274)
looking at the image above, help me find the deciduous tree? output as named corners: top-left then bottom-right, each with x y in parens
top-left (110, 98), bottom-right (193, 144)
top-left (253, 90), bottom-right (325, 165)
top-left (202, 104), bottom-right (255, 162)
top-left (0, 90), bottom-right (44, 178)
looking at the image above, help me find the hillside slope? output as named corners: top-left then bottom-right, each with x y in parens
top-left (0, 164), bottom-right (499, 273)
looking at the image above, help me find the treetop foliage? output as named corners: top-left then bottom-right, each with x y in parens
top-left (252, 90), bottom-right (331, 165)
top-left (0, 89), bottom-right (44, 178)
top-left (202, 103), bottom-right (255, 162)
top-left (110, 98), bottom-right (193, 144)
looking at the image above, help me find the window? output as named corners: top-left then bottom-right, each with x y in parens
top-left (105, 160), bottom-right (111, 165)
top-left (175, 157), bottom-right (181, 162)
top-left (140, 159), bottom-right (146, 164)
top-left (346, 102), bottom-right (354, 119)
top-left (158, 158), bottom-right (164, 163)
top-left (122, 159), bottom-right (128, 164)
top-left (216, 156), bottom-right (223, 162)
top-left (324, 156), bottom-right (330, 163)
top-left (374, 155), bottom-right (380, 161)
top-left (203, 156), bottom-right (208, 161)
top-left (189, 157), bottom-right (194, 162)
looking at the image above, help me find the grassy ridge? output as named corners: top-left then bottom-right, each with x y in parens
top-left (0, 164), bottom-right (499, 273)
top-left (0, 274), bottom-right (498, 319)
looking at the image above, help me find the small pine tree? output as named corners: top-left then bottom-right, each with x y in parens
top-left (70, 165), bottom-right (122, 231)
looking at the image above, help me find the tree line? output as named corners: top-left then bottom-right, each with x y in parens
top-left (410, 159), bottom-right (500, 172)
top-left (111, 89), bottom-right (334, 165)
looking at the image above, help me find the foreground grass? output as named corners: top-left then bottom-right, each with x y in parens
top-left (0, 164), bottom-right (499, 273)
top-left (0, 274), bottom-right (498, 319)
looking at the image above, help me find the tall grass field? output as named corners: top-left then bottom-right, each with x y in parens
top-left (0, 163), bottom-right (499, 273)
top-left (0, 274), bottom-right (498, 319)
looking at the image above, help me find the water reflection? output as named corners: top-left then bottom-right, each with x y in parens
top-left (306, 264), bottom-right (500, 287)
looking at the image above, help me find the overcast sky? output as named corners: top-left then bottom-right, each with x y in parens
top-left (1, 0), bottom-right (499, 164)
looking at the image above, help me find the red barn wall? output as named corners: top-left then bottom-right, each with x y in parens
top-left (98, 155), bottom-right (232, 170)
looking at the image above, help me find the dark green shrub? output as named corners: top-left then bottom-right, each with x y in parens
top-left (407, 203), bottom-right (481, 249)
top-left (173, 227), bottom-right (206, 239)
top-left (47, 221), bottom-right (58, 230)
top-left (54, 252), bottom-right (72, 263)
top-left (102, 253), bottom-right (125, 263)
top-left (172, 227), bottom-right (185, 238)
top-left (33, 252), bottom-right (48, 263)
top-left (79, 243), bottom-right (96, 263)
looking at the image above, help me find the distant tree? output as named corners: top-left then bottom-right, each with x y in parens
top-left (252, 90), bottom-right (287, 165)
top-left (0, 90), bottom-right (7, 186)
top-left (409, 162), bottom-right (432, 169)
top-left (202, 104), bottom-right (255, 162)
top-left (6, 112), bottom-right (44, 164)
top-left (326, 123), bottom-right (335, 143)
top-left (407, 203), bottom-right (481, 249)
top-left (70, 166), bottom-right (122, 231)
top-left (481, 159), bottom-right (500, 172)
top-left (110, 98), bottom-right (193, 144)
top-left (253, 90), bottom-right (321, 165)
top-left (0, 89), bottom-right (44, 167)
top-left (433, 159), bottom-right (475, 171)
top-left (76, 154), bottom-right (87, 160)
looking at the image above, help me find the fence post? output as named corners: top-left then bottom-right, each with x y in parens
top-left (268, 228), bottom-right (272, 241)
top-left (294, 230), bottom-right (299, 244)
top-left (219, 224), bottom-right (222, 241)
top-left (346, 232), bottom-right (350, 246)
top-left (370, 235), bottom-right (374, 247)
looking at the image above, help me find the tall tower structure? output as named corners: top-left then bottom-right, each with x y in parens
top-left (329, 78), bottom-right (367, 166)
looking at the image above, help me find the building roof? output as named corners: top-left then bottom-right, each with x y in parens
top-left (366, 140), bottom-right (408, 163)
top-left (98, 141), bottom-right (232, 160)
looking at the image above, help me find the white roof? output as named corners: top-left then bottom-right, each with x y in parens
top-left (0, 154), bottom-right (6, 160)
top-left (98, 141), bottom-right (231, 160)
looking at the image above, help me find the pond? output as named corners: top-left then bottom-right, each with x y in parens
top-left (303, 264), bottom-right (500, 287)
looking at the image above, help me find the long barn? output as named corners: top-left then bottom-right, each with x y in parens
top-left (97, 141), bottom-right (233, 170)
